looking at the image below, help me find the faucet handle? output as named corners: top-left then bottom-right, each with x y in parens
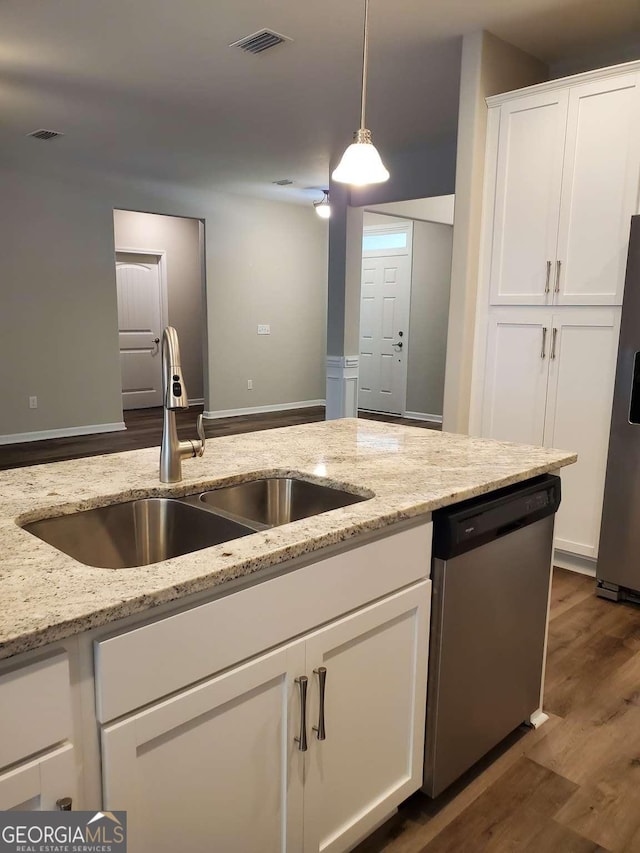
top-left (195, 414), bottom-right (206, 457)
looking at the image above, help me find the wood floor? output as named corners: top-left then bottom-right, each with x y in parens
top-left (355, 569), bottom-right (640, 853)
top-left (0, 406), bottom-right (440, 470)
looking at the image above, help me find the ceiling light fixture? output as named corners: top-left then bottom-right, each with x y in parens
top-left (332, 0), bottom-right (389, 187)
top-left (314, 190), bottom-right (331, 219)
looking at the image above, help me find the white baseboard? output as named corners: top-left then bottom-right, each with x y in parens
top-left (553, 548), bottom-right (597, 577)
top-left (203, 400), bottom-right (325, 420)
top-left (403, 411), bottom-right (443, 424)
top-left (0, 421), bottom-right (126, 446)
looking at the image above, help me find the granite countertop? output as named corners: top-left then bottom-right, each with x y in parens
top-left (0, 418), bottom-right (576, 660)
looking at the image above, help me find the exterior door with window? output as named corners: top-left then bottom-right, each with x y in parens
top-left (116, 252), bottom-right (166, 409)
top-left (358, 224), bottom-right (412, 415)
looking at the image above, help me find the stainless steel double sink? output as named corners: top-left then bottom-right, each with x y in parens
top-left (23, 477), bottom-right (369, 569)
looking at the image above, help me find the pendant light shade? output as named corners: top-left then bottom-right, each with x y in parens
top-left (314, 190), bottom-right (331, 218)
top-left (332, 129), bottom-right (389, 186)
top-left (332, 0), bottom-right (389, 187)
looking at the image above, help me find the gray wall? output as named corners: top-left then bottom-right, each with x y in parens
top-left (113, 210), bottom-right (204, 402)
top-left (363, 212), bottom-right (453, 418)
top-left (407, 220), bottom-right (453, 417)
top-left (0, 164), bottom-right (328, 437)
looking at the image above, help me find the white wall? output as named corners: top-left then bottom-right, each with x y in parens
top-left (366, 195), bottom-right (455, 226)
top-left (113, 210), bottom-right (205, 402)
top-left (0, 164), bottom-right (328, 439)
top-left (442, 31), bottom-right (548, 434)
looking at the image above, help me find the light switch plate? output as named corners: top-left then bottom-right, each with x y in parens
top-left (257, 324), bottom-right (270, 335)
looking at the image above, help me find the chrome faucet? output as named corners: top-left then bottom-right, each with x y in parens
top-left (159, 326), bottom-right (205, 483)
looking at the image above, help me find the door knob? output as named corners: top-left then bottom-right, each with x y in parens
top-left (392, 341), bottom-right (403, 349)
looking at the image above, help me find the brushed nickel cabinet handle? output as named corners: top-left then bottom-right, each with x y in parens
top-left (312, 667), bottom-right (327, 741)
top-left (545, 261), bottom-right (551, 294)
top-left (294, 676), bottom-right (308, 752)
top-left (56, 797), bottom-right (72, 811)
top-left (551, 327), bottom-right (558, 360)
top-left (555, 260), bottom-right (562, 294)
top-left (541, 327), bottom-right (548, 359)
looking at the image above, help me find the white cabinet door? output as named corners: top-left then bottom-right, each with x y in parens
top-left (544, 309), bottom-right (621, 557)
top-left (102, 641), bottom-right (306, 853)
top-left (489, 90), bottom-right (568, 305)
top-left (481, 311), bottom-right (552, 445)
top-left (556, 74), bottom-right (640, 305)
top-left (0, 745), bottom-right (76, 811)
top-left (303, 582), bottom-right (430, 853)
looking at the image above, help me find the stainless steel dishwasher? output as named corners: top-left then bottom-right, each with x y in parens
top-left (422, 474), bottom-right (561, 798)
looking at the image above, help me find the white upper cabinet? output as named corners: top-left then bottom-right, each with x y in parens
top-left (487, 68), bottom-right (640, 307)
top-left (557, 75), bottom-right (640, 305)
top-left (489, 90), bottom-right (568, 305)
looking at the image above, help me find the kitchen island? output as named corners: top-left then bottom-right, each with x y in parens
top-left (0, 419), bottom-right (575, 851)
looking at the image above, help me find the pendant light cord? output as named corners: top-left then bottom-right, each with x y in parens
top-left (360, 0), bottom-right (369, 130)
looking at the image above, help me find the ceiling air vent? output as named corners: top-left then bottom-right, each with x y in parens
top-left (229, 29), bottom-right (292, 55)
top-left (27, 129), bottom-right (64, 141)
top-left (272, 179), bottom-right (294, 186)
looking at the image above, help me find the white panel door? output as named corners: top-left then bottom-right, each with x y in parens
top-left (116, 253), bottom-right (164, 410)
top-left (358, 253), bottom-right (411, 414)
top-left (102, 640), bottom-right (305, 853)
top-left (544, 309), bottom-right (621, 557)
top-left (303, 582), bottom-right (430, 853)
top-left (481, 311), bottom-right (552, 445)
top-left (489, 90), bottom-right (568, 305)
top-left (556, 73), bottom-right (640, 305)
top-left (0, 745), bottom-right (76, 811)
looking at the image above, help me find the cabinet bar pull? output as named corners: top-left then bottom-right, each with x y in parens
top-left (555, 260), bottom-right (562, 294)
top-left (541, 327), bottom-right (548, 359)
top-left (294, 676), bottom-right (308, 752)
top-left (545, 261), bottom-right (551, 294)
top-left (313, 667), bottom-right (327, 741)
top-left (56, 797), bottom-right (72, 811)
top-left (551, 327), bottom-right (558, 360)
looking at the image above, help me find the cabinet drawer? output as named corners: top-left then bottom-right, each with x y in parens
top-left (0, 653), bottom-right (72, 770)
top-left (95, 522), bottom-right (431, 723)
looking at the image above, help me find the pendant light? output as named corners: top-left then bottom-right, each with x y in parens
top-left (332, 0), bottom-right (389, 186)
top-left (314, 190), bottom-right (331, 219)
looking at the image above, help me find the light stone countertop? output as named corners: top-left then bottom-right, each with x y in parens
top-left (0, 418), bottom-right (576, 660)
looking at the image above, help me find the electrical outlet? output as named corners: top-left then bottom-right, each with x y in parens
top-left (257, 324), bottom-right (270, 336)
top-left (247, 379), bottom-right (253, 390)
top-left (29, 396), bottom-right (38, 409)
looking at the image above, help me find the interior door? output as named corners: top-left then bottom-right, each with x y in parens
top-left (358, 225), bottom-right (412, 415)
top-left (116, 252), bottom-right (165, 409)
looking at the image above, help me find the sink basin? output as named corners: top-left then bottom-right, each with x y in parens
top-left (23, 498), bottom-right (255, 569)
top-left (198, 477), bottom-right (368, 527)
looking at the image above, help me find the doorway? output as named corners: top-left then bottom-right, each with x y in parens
top-left (113, 210), bottom-right (207, 413)
top-left (358, 221), bottom-right (413, 415)
top-left (357, 197), bottom-right (454, 424)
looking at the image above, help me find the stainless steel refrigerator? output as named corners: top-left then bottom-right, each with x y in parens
top-left (598, 215), bottom-right (640, 601)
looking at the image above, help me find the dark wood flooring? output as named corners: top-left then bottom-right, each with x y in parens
top-left (0, 406), bottom-right (441, 470)
top-left (354, 569), bottom-right (640, 853)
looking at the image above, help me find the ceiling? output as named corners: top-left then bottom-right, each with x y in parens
top-left (0, 0), bottom-right (639, 203)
